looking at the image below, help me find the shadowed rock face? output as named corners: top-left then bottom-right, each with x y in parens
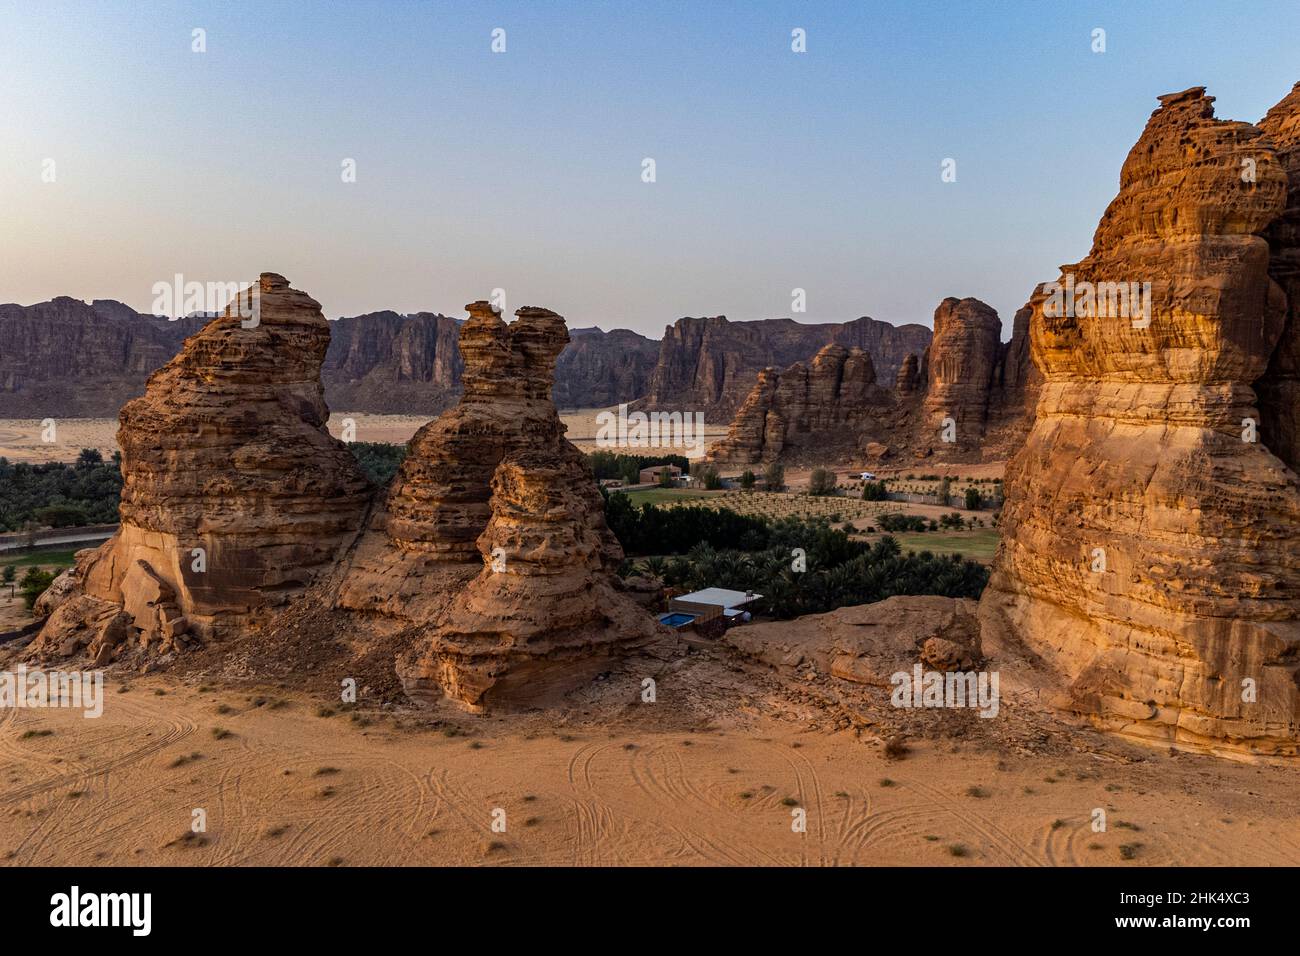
top-left (30, 274), bottom-right (372, 659)
top-left (1255, 82), bottom-right (1300, 468)
top-left (981, 86), bottom-right (1300, 755)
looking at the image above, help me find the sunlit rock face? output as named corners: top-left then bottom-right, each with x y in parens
top-left (30, 274), bottom-right (371, 660)
top-left (981, 86), bottom-right (1300, 755)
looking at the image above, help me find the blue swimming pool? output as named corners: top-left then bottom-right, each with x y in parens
top-left (658, 612), bottom-right (697, 628)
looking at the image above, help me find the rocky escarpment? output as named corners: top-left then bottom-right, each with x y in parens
top-left (981, 86), bottom-right (1300, 755)
top-left (553, 326), bottom-right (659, 408)
top-left (29, 274), bottom-right (372, 662)
top-left (322, 311), bottom-right (465, 415)
top-left (332, 302), bottom-right (662, 710)
top-left (0, 299), bottom-right (206, 417)
top-left (709, 297), bottom-right (1038, 466)
top-left (707, 344), bottom-right (894, 464)
top-left (0, 300), bottom-right (658, 417)
top-left (639, 314), bottom-right (931, 421)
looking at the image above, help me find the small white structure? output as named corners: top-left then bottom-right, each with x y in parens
top-left (669, 587), bottom-right (762, 623)
top-left (858, 471), bottom-right (878, 480)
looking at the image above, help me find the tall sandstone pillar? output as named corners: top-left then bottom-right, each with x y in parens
top-left (981, 87), bottom-right (1300, 755)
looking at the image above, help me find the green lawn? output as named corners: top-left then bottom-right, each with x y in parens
top-left (873, 529), bottom-right (1000, 564)
top-left (623, 488), bottom-right (721, 507)
top-left (0, 549), bottom-right (79, 569)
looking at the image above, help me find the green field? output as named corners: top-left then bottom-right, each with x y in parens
top-left (0, 549), bottom-right (79, 570)
top-left (874, 529), bottom-right (1000, 564)
top-left (622, 488), bottom-right (721, 507)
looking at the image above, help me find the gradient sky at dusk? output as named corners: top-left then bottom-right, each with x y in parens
top-left (3, 0), bottom-right (1299, 338)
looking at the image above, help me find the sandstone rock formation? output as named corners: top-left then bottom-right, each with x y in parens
top-left (919, 297), bottom-right (1003, 452)
top-left (334, 302), bottom-right (661, 710)
top-left (639, 314), bottom-right (931, 420)
top-left (29, 274), bottom-right (372, 659)
top-left (895, 353), bottom-right (921, 393)
top-left (708, 297), bottom-right (1037, 466)
top-left (981, 86), bottom-right (1300, 755)
top-left (1255, 82), bottom-right (1300, 469)
top-left (27, 285), bottom-right (659, 713)
top-left (707, 344), bottom-right (892, 464)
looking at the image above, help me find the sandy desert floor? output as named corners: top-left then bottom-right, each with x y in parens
top-left (0, 411), bottom-right (730, 463)
top-left (1, 647), bottom-right (1297, 868)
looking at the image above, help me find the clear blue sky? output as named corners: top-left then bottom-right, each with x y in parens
top-left (2, 0), bottom-right (1298, 339)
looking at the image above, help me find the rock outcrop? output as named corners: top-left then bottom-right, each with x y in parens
top-left (553, 326), bottom-right (660, 409)
top-left (918, 297), bottom-right (1003, 452)
top-left (639, 314), bottom-right (931, 420)
top-left (334, 302), bottom-right (661, 710)
top-left (26, 284), bottom-right (660, 712)
top-left (707, 344), bottom-right (891, 464)
top-left (981, 86), bottom-right (1300, 755)
top-left (1255, 82), bottom-right (1300, 469)
top-left (29, 274), bottom-right (372, 658)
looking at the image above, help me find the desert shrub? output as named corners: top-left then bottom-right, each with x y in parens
top-left (348, 441), bottom-right (408, 486)
top-left (808, 468), bottom-right (838, 496)
top-left (19, 567), bottom-right (56, 610)
top-left (740, 469), bottom-right (756, 490)
top-left (862, 480), bottom-right (888, 501)
top-left (764, 462), bottom-right (785, 491)
top-left (877, 512), bottom-right (928, 533)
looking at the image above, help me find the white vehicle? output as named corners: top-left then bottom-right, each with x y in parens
top-left (858, 471), bottom-right (878, 481)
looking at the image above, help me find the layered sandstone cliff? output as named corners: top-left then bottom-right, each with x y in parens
top-left (981, 86), bottom-right (1300, 755)
top-left (0, 299), bottom-right (205, 417)
top-left (322, 310), bottom-right (464, 415)
top-left (553, 326), bottom-right (659, 408)
top-left (707, 344), bottom-right (892, 464)
top-left (639, 314), bottom-right (931, 420)
top-left (30, 274), bottom-right (372, 661)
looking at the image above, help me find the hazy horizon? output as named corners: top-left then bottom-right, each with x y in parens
top-left (4, 0), bottom-right (1299, 338)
